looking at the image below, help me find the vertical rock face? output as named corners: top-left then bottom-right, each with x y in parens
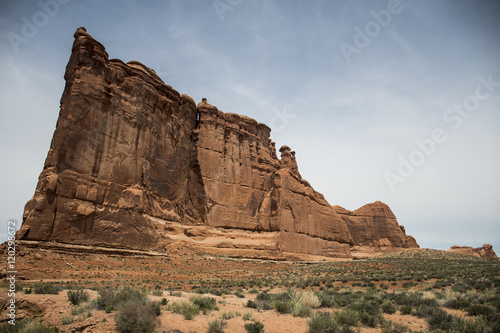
top-left (18, 27), bottom-right (205, 250)
top-left (18, 28), bottom-right (417, 258)
top-left (195, 99), bottom-right (353, 257)
top-left (195, 99), bottom-right (279, 231)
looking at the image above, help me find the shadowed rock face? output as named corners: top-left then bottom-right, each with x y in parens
top-left (17, 28), bottom-right (417, 259)
top-left (18, 27), bottom-right (206, 250)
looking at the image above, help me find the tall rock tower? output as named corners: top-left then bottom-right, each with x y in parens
top-left (18, 28), bottom-right (417, 258)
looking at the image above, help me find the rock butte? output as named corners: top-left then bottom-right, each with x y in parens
top-left (17, 27), bottom-right (419, 260)
top-left (447, 244), bottom-right (499, 261)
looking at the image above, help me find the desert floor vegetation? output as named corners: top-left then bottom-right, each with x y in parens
top-left (1, 246), bottom-right (499, 332)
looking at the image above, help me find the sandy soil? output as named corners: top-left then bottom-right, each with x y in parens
top-left (4, 243), bottom-right (493, 332)
top-left (1, 289), bottom-right (433, 333)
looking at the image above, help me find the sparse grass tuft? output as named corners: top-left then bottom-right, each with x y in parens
top-left (208, 319), bottom-right (227, 333)
top-left (244, 321), bottom-right (264, 333)
top-left (169, 301), bottom-right (200, 320)
top-left (189, 296), bottom-right (218, 314)
top-left (151, 289), bottom-right (163, 297)
top-left (67, 288), bottom-right (89, 305)
top-left (61, 316), bottom-right (74, 325)
top-left (380, 319), bottom-right (408, 333)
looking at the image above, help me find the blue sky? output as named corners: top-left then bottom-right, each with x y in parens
top-left (1, 0), bottom-right (499, 251)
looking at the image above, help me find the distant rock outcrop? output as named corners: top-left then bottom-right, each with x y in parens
top-left (17, 27), bottom-right (417, 259)
top-left (447, 244), bottom-right (499, 261)
top-left (333, 201), bottom-right (419, 257)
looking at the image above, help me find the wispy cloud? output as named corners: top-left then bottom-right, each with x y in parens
top-left (0, 0), bottom-right (499, 249)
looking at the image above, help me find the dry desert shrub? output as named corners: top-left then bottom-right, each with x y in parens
top-left (115, 302), bottom-right (158, 333)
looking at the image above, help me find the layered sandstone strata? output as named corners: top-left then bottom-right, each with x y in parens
top-left (17, 28), bottom-right (417, 259)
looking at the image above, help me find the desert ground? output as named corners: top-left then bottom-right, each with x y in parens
top-left (1, 242), bottom-right (499, 333)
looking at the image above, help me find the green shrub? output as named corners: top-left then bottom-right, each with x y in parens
top-left (242, 313), bottom-right (253, 321)
top-left (71, 305), bottom-right (90, 316)
top-left (414, 304), bottom-right (435, 318)
top-left (466, 304), bottom-right (495, 318)
top-left (334, 308), bottom-right (359, 326)
top-left (67, 288), bottom-right (89, 305)
top-left (246, 300), bottom-right (258, 309)
top-left (402, 282), bottom-right (414, 289)
top-left (319, 292), bottom-right (336, 308)
top-left (151, 289), bottom-right (163, 297)
top-left (444, 297), bottom-right (470, 310)
top-left (257, 291), bottom-right (272, 301)
top-left (33, 283), bottom-right (62, 295)
top-left (95, 286), bottom-right (148, 312)
top-left (274, 300), bottom-right (292, 314)
top-left (115, 302), bottom-right (158, 333)
top-left (351, 299), bottom-right (381, 327)
top-left (61, 316), bottom-right (74, 325)
top-left (292, 302), bottom-right (311, 318)
top-left (246, 298), bottom-right (273, 311)
top-left (221, 312), bottom-right (234, 320)
top-left (380, 319), bottom-right (408, 333)
top-left (381, 301), bottom-right (396, 314)
top-left (427, 308), bottom-right (454, 330)
top-left (398, 305), bottom-right (412, 315)
top-left (170, 301), bottom-right (200, 320)
top-left (161, 298), bottom-right (168, 305)
top-left (461, 316), bottom-right (493, 333)
top-left (149, 302), bottom-right (161, 316)
top-left (452, 281), bottom-right (471, 293)
top-left (208, 288), bottom-right (223, 296)
top-left (190, 296), bottom-right (217, 314)
top-left (208, 319), bottom-right (227, 333)
top-left (24, 288), bottom-right (32, 295)
top-left (307, 312), bottom-right (339, 333)
top-left (244, 321), bottom-right (264, 333)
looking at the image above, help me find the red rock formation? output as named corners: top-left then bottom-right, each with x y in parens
top-left (18, 27), bottom-right (205, 250)
top-left (333, 201), bottom-right (419, 257)
top-left (195, 99), bottom-right (353, 257)
top-left (448, 244), bottom-right (499, 261)
top-left (17, 28), bottom-right (415, 259)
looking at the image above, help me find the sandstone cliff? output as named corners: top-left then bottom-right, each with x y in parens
top-left (447, 244), bottom-right (499, 261)
top-left (17, 28), bottom-right (416, 259)
top-left (333, 201), bottom-right (419, 257)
